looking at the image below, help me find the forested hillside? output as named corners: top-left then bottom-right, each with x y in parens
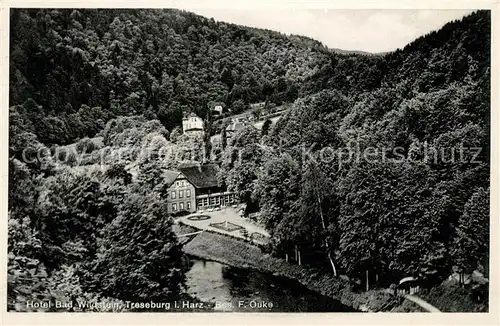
top-left (8, 9), bottom-right (490, 312)
top-left (10, 8), bottom-right (332, 146)
top-left (10, 9), bottom-right (489, 148)
top-left (8, 114), bottom-right (206, 311)
top-left (220, 10), bottom-right (490, 308)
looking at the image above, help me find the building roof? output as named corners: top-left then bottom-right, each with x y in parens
top-left (163, 170), bottom-right (181, 187)
top-left (183, 127), bottom-right (204, 132)
top-left (178, 164), bottom-right (220, 188)
top-left (183, 112), bottom-right (201, 120)
top-left (399, 276), bottom-right (418, 285)
top-left (250, 102), bottom-right (265, 108)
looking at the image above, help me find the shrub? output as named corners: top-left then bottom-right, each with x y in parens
top-left (76, 137), bottom-right (99, 154)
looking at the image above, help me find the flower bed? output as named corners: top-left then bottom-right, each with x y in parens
top-left (187, 215), bottom-right (211, 221)
top-left (209, 221), bottom-right (244, 232)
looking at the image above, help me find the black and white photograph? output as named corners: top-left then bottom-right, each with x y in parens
top-left (4, 3), bottom-right (495, 320)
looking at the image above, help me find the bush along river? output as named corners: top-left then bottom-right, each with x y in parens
top-left (185, 258), bottom-right (356, 312)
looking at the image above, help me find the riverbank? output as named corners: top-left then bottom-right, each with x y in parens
top-left (418, 281), bottom-right (488, 312)
top-left (178, 223), bottom-right (411, 312)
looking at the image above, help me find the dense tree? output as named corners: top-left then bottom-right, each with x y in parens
top-left (157, 101), bottom-right (184, 132)
top-left (261, 119), bottom-right (272, 137)
top-left (253, 153), bottom-right (301, 230)
top-left (86, 188), bottom-right (188, 302)
top-left (220, 126), bottom-right (264, 207)
top-left (249, 11), bottom-right (490, 288)
top-left (453, 187), bottom-right (489, 283)
top-left (10, 8), bottom-right (330, 145)
top-left (8, 216), bottom-right (50, 311)
top-left (231, 99), bottom-right (247, 115)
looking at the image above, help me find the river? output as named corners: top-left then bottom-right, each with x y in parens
top-left (185, 258), bottom-right (355, 312)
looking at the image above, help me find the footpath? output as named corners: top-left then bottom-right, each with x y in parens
top-left (405, 294), bottom-right (441, 312)
top-left (382, 289), bottom-right (441, 312)
top-left (176, 208), bottom-right (270, 245)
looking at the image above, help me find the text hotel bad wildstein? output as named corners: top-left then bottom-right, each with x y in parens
top-left (24, 299), bottom-right (275, 311)
top-left (24, 300), bottom-right (198, 311)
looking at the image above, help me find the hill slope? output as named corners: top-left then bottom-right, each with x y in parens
top-left (218, 11), bottom-right (490, 308)
top-left (7, 9), bottom-right (491, 312)
top-left (9, 8), bottom-right (332, 145)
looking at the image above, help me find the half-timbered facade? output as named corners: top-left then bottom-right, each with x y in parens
top-left (164, 164), bottom-right (237, 214)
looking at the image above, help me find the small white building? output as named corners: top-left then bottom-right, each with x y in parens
top-left (250, 102), bottom-right (265, 109)
top-left (182, 113), bottom-right (204, 136)
top-left (213, 105), bottom-right (223, 114)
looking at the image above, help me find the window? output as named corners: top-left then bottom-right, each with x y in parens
top-left (171, 191), bottom-right (176, 199)
top-left (186, 189), bottom-right (191, 197)
top-left (172, 203), bottom-right (177, 212)
top-left (179, 202), bottom-right (184, 210)
top-left (187, 201), bottom-right (191, 210)
top-left (179, 190), bottom-right (184, 198)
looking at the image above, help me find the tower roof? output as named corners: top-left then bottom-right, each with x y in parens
top-left (183, 112), bottom-right (200, 119)
top-left (178, 164), bottom-right (220, 188)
